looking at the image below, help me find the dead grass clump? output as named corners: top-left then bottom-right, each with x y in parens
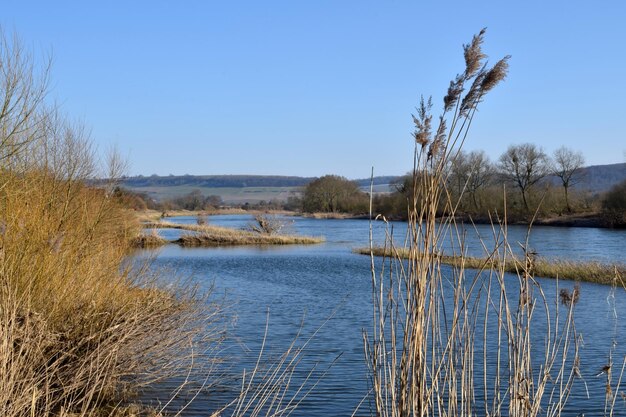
top-left (130, 230), bottom-right (168, 248)
top-left (176, 231), bottom-right (323, 247)
top-left (0, 172), bottom-right (218, 416)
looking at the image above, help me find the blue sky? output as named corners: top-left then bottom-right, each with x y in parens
top-left (3, 0), bottom-right (625, 178)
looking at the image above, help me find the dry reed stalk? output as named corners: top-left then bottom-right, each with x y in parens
top-left (363, 30), bottom-right (589, 417)
top-left (215, 309), bottom-right (337, 417)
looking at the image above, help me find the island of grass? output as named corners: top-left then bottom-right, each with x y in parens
top-left (354, 246), bottom-right (625, 286)
top-left (140, 221), bottom-right (324, 247)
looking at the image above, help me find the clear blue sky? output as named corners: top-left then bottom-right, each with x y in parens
top-left (3, 0), bottom-right (625, 178)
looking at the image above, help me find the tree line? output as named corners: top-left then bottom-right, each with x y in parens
top-left (119, 142), bottom-right (624, 227)
top-left (296, 143), bottom-right (626, 227)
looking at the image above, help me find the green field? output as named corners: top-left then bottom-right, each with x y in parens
top-left (126, 183), bottom-right (394, 205)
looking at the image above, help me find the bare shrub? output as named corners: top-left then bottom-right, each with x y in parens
top-left (0, 28), bottom-right (222, 416)
top-left (248, 214), bottom-right (285, 235)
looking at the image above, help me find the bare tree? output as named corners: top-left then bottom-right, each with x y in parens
top-left (448, 150), bottom-right (494, 211)
top-left (448, 150), bottom-right (471, 206)
top-left (0, 29), bottom-right (50, 164)
top-left (466, 150), bottom-right (494, 210)
top-left (498, 143), bottom-right (550, 211)
top-left (552, 146), bottom-right (585, 213)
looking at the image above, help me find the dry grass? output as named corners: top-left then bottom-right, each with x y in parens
top-left (356, 246), bottom-right (626, 285)
top-left (0, 171), bottom-right (221, 417)
top-left (130, 230), bottom-right (168, 248)
top-left (144, 221), bottom-right (324, 247)
top-left (362, 29), bottom-right (600, 417)
top-left (0, 31), bottom-right (222, 416)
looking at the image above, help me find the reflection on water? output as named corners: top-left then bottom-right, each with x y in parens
top-left (138, 215), bottom-right (626, 416)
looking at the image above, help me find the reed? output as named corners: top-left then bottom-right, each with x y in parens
top-left (0, 170), bottom-right (224, 416)
top-left (362, 29), bottom-right (600, 417)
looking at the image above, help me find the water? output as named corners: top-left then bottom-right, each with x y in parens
top-left (137, 215), bottom-right (626, 416)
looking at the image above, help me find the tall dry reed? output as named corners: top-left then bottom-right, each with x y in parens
top-left (363, 29), bottom-right (594, 417)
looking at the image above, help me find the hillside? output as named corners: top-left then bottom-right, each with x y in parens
top-left (123, 174), bottom-right (316, 188)
top-left (119, 163), bottom-right (625, 204)
top-left (575, 163), bottom-right (626, 192)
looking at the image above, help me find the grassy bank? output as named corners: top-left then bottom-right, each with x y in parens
top-left (355, 246), bottom-right (625, 285)
top-left (142, 221), bottom-right (324, 247)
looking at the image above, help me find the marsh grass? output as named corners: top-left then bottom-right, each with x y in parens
top-left (356, 246), bottom-right (626, 285)
top-left (144, 221), bottom-right (324, 246)
top-left (131, 229), bottom-right (169, 248)
top-left (0, 171), bottom-right (223, 417)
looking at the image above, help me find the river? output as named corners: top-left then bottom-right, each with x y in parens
top-left (138, 215), bottom-right (626, 416)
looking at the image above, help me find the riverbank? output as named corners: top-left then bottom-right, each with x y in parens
top-left (136, 209), bottom-right (619, 229)
top-left (354, 246), bottom-right (625, 286)
top-left (455, 211), bottom-right (610, 228)
top-left (136, 208), bottom-right (296, 222)
top-left (139, 221), bottom-right (324, 247)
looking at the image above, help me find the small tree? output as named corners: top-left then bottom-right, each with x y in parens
top-left (466, 150), bottom-right (494, 210)
top-left (498, 143), bottom-right (550, 211)
top-left (552, 146), bottom-right (585, 213)
top-left (0, 30), bottom-right (50, 164)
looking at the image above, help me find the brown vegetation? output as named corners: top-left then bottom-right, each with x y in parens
top-left (356, 246), bottom-right (625, 285)
top-left (144, 221), bottom-right (324, 247)
top-left (0, 30), bottom-right (220, 416)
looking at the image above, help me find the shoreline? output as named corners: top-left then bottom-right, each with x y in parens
top-left (135, 209), bottom-right (620, 229)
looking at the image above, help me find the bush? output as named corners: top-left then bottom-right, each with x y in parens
top-left (601, 179), bottom-right (626, 227)
top-left (0, 29), bottom-right (219, 416)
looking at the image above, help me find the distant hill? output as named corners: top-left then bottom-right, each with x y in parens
top-left (122, 174), bottom-right (316, 188)
top-left (118, 163), bottom-right (624, 204)
top-left (574, 163), bottom-right (626, 192)
top-left (118, 174), bottom-right (403, 204)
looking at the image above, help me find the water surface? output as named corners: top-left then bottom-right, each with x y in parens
top-left (139, 215), bottom-right (626, 416)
